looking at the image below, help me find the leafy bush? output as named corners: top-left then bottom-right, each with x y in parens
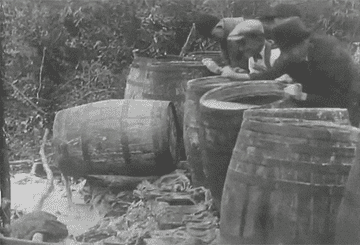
top-left (3, 0), bottom-right (359, 161)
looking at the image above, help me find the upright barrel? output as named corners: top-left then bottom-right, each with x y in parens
top-left (199, 81), bottom-right (292, 210)
top-left (220, 116), bottom-right (360, 245)
top-left (183, 76), bottom-right (234, 187)
top-left (336, 133), bottom-right (360, 244)
top-left (124, 56), bottom-right (182, 100)
top-left (133, 61), bottom-right (210, 129)
top-left (125, 61), bottom-right (211, 159)
top-left (52, 99), bottom-right (180, 177)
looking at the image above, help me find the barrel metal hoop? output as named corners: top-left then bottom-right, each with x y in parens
top-left (142, 93), bottom-right (184, 101)
top-left (265, 158), bottom-right (352, 174)
top-left (227, 168), bottom-right (345, 195)
top-left (120, 100), bottom-right (132, 164)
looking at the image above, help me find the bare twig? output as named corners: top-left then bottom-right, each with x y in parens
top-left (9, 154), bottom-right (54, 166)
top-left (33, 128), bottom-right (54, 211)
top-left (7, 80), bottom-right (46, 115)
top-left (69, 89), bottom-right (109, 107)
top-left (36, 47), bottom-right (47, 101)
top-left (179, 23), bottom-right (196, 57)
top-left (204, 41), bottom-right (218, 50)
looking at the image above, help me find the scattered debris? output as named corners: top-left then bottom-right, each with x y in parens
top-left (74, 169), bottom-right (219, 244)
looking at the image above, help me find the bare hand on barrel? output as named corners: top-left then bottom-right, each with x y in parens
top-left (202, 58), bottom-right (223, 74)
top-left (275, 74), bottom-right (293, 84)
top-left (220, 66), bottom-right (236, 77)
top-left (220, 66), bottom-right (250, 80)
top-left (284, 83), bottom-right (307, 101)
top-left (232, 66), bottom-right (248, 73)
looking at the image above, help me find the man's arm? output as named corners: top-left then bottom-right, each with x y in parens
top-left (220, 40), bottom-right (231, 66)
top-left (221, 55), bottom-right (288, 80)
top-left (248, 55), bottom-right (288, 80)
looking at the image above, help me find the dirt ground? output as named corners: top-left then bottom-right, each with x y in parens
top-left (10, 173), bottom-right (102, 238)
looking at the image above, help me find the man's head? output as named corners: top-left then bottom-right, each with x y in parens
top-left (258, 3), bottom-right (302, 39)
top-left (193, 14), bottom-right (221, 39)
top-left (272, 16), bottom-right (311, 57)
top-left (227, 20), bottom-right (265, 59)
top-left (211, 17), bottom-right (245, 41)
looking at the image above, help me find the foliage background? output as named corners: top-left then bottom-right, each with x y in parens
top-left (2, 0), bottom-right (360, 161)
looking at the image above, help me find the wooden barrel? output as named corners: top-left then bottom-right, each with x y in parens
top-left (124, 56), bottom-right (182, 100)
top-left (220, 116), bottom-right (360, 245)
top-left (52, 99), bottom-right (180, 177)
top-left (127, 61), bottom-right (210, 128)
top-left (183, 76), bottom-right (234, 187)
top-left (199, 81), bottom-right (291, 210)
top-left (243, 108), bottom-right (351, 125)
top-left (336, 135), bottom-right (360, 244)
top-left (125, 60), bottom-right (211, 160)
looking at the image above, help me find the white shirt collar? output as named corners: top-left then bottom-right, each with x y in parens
top-left (253, 45), bottom-right (266, 61)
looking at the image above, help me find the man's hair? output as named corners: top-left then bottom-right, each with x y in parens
top-left (193, 14), bottom-right (221, 38)
top-left (274, 4), bottom-right (302, 19)
top-left (258, 3), bottom-right (302, 21)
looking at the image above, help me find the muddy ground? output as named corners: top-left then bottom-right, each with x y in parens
top-left (10, 173), bottom-right (101, 237)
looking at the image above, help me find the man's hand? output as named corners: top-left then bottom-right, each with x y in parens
top-left (275, 74), bottom-right (293, 84)
top-left (221, 66), bottom-right (250, 80)
top-left (284, 83), bottom-right (307, 101)
top-left (202, 58), bottom-right (222, 74)
top-left (233, 66), bottom-right (248, 73)
top-left (220, 66), bottom-right (237, 77)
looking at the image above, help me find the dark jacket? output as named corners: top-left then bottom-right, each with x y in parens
top-left (249, 34), bottom-right (360, 126)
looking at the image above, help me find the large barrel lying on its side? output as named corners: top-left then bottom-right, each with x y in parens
top-left (199, 81), bottom-right (292, 210)
top-left (52, 99), bottom-right (180, 177)
top-left (183, 76), bottom-right (234, 187)
top-left (220, 113), bottom-right (360, 245)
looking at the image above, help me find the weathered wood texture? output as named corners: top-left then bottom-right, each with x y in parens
top-left (124, 58), bottom-right (212, 160)
top-left (124, 59), bottom-right (211, 130)
top-left (124, 56), bottom-right (182, 100)
top-left (336, 128), bottom-right (360, 244)
top-left (52, 99), bottom-right (180, 177)
top-left (183, 76), bottom-right (234, 187)
top-left (220, 115), bottom-right (360, 245)
top-left (198, 81), bottom-right (291, 210)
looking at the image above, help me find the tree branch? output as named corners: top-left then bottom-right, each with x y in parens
top-left (36, 47), bottom-right (47, 101)
top-left (69, 89), bottom-right (109, 107)
top-left (33, 128), bottom-right (54, 211)
top-left (6, 81), bottom-right (46, 115)
top-left (179, 23), bottom-right (196, 57)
